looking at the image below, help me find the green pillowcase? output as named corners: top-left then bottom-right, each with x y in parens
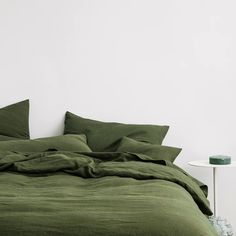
top-left (64, 112), bottom-right (169, 152)
top-left (116, 137), bottom-right (181, 162)
top-left (0, 134), bottom-right (92, 152)
top-left (0, 100), bottom-right (30, 140)
top-left (0, 135), bottom-right (19, 141)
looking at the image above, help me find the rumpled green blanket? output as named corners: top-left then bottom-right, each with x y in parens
top-left (0, 151), bottom-right (217, 236)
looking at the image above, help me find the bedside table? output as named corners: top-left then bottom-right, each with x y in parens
top-left (188, 160), bottom-right (236, 216)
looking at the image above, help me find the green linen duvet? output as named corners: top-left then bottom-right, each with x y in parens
top-left (0, 151), bottom-right (217, 236)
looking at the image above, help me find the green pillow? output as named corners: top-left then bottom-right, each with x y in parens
top-left (116, 137), bottom-right (182, 162)
top-left (0, 135), bottom-right (19, 141)
top-left (0, 134), bottom-right (92, 152)
top-left (64, 112), bottom-right (169, 151)
top-left (0, 100), bottom-right (29, 140)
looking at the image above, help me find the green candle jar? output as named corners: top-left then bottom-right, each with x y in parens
top-left (209, 155), bottom-right (231, 165)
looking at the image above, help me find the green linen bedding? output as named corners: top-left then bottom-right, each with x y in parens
top-left (0, 150), bottom-right (217, 236)
top-left (64, 112), bottom-right (169, 151)
top-left (0, 100), bottom-right (30, 140)
top-left (116, 136), bottom-right (182, 162)
top-left (0, 134), bottom-right (91, 152)
top-left (0, 134), bottom-right (19, 141)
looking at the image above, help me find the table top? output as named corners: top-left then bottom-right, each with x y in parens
top-left (188, 160), bottom-right (236, 168)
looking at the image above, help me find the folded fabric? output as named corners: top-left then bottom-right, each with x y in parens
top-left (0, 100), bottom-right (30, 140)
top-left (64, 112), bottom-right (169, 151)
top-left (0, 134), bottom-right (91, 152)
top-left (116, 136), bottom-right (181, 162)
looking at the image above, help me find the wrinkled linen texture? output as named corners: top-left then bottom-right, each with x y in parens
top-left (0, 150), bottom-right (218, 236)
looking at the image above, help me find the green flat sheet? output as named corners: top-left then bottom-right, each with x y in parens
top-left (0, 151), bottom-right (217, 236)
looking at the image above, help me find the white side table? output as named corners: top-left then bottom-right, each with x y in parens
top-left (188, 160), bottom-right (236, 216)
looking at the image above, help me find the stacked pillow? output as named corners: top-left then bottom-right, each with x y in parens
top-left (116, 136), bottom-right (181, 162)
top-left (64, 112), bottom-right (169, 151)
top-left (0, 134), bottom-right (91, 152)
top-left (0, 100), bottom-right (181, 162)
top-left (0, 100), bottom-right (91, 152)
top-left (64, 112), bottom-right (182, 162)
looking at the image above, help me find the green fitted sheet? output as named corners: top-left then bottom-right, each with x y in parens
top-left (0, 151), bottom-right (217, 236)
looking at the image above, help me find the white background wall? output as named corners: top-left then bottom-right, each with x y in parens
top-left (0, 0), bottom-right (236, 229)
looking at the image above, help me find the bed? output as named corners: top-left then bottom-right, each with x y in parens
top-left (0, 100), bottom-right (218, 236)
top-left (0, 150), bottom-right (217, 236)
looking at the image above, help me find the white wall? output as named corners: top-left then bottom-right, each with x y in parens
top-left (0, 0), bottom-right (236, 228)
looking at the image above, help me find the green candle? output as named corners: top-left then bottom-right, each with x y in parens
top-left (209, 155), bottom-right (231, 165)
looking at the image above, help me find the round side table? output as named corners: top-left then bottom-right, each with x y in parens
top-left (188, 160), bottom-right (236, 216)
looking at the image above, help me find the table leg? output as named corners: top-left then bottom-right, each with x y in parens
top-left (213, 167), bottom-right (217, 216)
